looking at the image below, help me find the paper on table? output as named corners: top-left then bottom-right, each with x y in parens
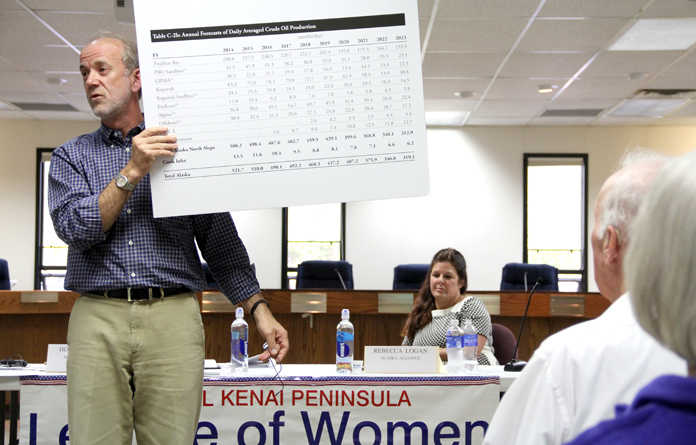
top-left (133, 0), bottom-right (428, 217)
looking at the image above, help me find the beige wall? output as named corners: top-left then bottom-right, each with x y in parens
top-left (1, 119), bottom-right (695, 291)
top-left (0, 119), bottom-right (98, 290)
top-left (348, 126), bottom-right (696, 291)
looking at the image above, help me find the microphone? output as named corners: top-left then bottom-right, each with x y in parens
top-left (504, 276), bottom-right (543, 372)
top-left (334, 268), bottom-right (347, 290)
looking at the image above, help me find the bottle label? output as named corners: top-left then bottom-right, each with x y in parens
top-left (462, 334), bottom-right (478, 347)
top-left (337, 332), bottom-right (353, 358)
top-left (337, 341), bottom-right (351, 357)
top-left (446, 334), bottom-right (460, 348)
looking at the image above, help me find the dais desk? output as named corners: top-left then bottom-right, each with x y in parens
top-left (0, 289), bottom-right (609, 364)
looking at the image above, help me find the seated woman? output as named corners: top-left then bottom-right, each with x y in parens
top-left (401, 248), bottom-right (498, 365)
top-left (567, 153), bottom-right (696, 445)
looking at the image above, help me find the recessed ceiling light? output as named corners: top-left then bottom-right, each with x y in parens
top-left (609, 99), bottom-right (688, 117)
top-left (425, 111), bottom-right (470, 126)
top-left (538, 84), bottom-right (556, 94)
top-left (453, 91), bottom-right (474, 98)
top-left (610, 19), bottom-right (696, 51)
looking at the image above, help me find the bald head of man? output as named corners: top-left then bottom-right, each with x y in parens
top-left (591, 155), bottom-right (666, 301)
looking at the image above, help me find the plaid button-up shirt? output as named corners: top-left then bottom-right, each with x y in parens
top-left (48, 122), bottom-right (260, 304)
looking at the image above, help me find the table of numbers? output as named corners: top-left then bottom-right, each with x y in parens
top-left (135, 2), bottom-right (428, 216)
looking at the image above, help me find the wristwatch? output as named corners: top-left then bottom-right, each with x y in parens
top-left (115, 174), bottom-right (136, 192)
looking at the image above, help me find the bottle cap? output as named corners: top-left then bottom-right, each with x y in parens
top-left (235, 307), bottom-right (244, 319)
top-left (341, 308), bottom-right (350, 320)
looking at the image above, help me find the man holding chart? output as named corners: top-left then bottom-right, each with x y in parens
top-left (48, 34), bottom-right (289, 445)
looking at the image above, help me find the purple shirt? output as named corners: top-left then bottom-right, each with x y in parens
top-left (48, 122), bottom-right (260, 303)
top-left (565, 374), bottom-right (696, 445)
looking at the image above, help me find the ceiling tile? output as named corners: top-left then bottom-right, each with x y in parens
top-left (644, 75), bottom-right (696, 90)
top-left (518, 18), bottom-right (628, 52)
top-left (596, 115), bottom-right (661, 125)
top-left (500, 52), bottom-right (589, 77)
top-left (467, 117), bottom-right (531, 125)
top-left (418, 0), bottom-right (435, 18)
top-left (549, 98), bottom-right (620, 109)
top-left (61, 92), bottom-right (91, 112)
top-left (436, 0), bottom-right (540, 19)
top-left (0, 76), bottom-right (83, 104)
top-left (0, 91), bottom-right (72, 104)
top-left (0, 14), bottom-right (80, 71)
top-left (642, 0), bottom-right (696, 18)
top-left (7, 0), bottom-right (112, 11)
top-left (583, 50), bottom-right (683, 77)
top-left (0, 71), bottom-right (47, 92)
top-left (558, 77), bottom-right (643, 100)
top-left (423, 78), bottom-right (491, 100)
top-left (529, 116), bottom-right (596, 125)
top-left (3, 46), bottom-right (80, 72)
top-left (422, 53), bottom-right (505, 77)
top-left (0, 12), bottom-right (63, 47)
top-left (0, 1), bottom-right (22, 12)
top-left (667, 100), bottom-right (696, 117)
top-left (0, 55), bottom-right (16, 69)
top-left (539, 0), bottom-right (647, 18)
top-left (662, 51), bottom-right (696, 77)
top-left (43, 11), bottom-right (136, 46)
top-left (419, 16), bottom-right (428, 46)
top-left (424, 99), bottom-right (478, 112)
top-left (474, 100), bottom-right (548, 117)
top-left (428, 18), bottom-right (528, 52)
top-left (22, 110), bottom-right (95, 120)
top-left (486, 77), bottom-right (567, 99)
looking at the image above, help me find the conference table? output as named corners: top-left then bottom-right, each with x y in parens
top-left (2, 363), bottom-right (518, 445)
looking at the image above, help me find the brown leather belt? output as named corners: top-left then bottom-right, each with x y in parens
top-left (88, 287), bottom-right (191, 301)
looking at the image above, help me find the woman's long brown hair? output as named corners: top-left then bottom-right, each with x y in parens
top-left (401, 248), bottom-right (468, 341)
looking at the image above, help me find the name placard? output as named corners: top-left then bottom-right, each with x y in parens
top-left (363, 346), bottom-right (443, 374)
top-left (46, 344), bottom-right (68, 373)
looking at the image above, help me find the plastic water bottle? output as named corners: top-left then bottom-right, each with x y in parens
top-left (230, 307), bottom-right (248, 372)
top-left (446, 319), bottom-right (464, 373)
top-left (461, 318), bottom-right (478, 372)
top-left (336, 308), bottom-right (354, 373)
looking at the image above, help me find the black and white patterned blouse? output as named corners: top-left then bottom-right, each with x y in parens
top-left (402, 296), bottom-right (498, 365)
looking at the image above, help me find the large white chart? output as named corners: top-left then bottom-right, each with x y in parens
top-left (134, 1), bottom-right (428, 217)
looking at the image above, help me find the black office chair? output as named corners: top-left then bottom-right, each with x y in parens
top-left (296, 260), bottom-right (354, 290)
top-left (492, 323), bottom-right (517, 364)
top-left (500, 262), bottom-right (559, 292)
top-left (0, 258), bottom-right (10, 290)
top-left (392, 264), bottom-right (429, 290)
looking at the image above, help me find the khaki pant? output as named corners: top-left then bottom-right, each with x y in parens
top-left (66, 293), bottom-right (204, 445)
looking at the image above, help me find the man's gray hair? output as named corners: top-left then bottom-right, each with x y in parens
top-left (91, 31), bottom-right (139, 73)
top-left (626, 150), bottom-right (696, 365)
top-left (595, 148), bottom-right (668, 246)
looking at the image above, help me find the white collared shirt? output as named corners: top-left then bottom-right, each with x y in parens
top-left (483, 293), bottom-right (687, 445)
